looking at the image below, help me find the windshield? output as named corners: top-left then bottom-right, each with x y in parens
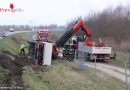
top-left (39, 34), bottom-right (48, 38)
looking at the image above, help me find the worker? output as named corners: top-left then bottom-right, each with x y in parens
top-left (58, 47), bottom-right (63, 59)
top-left (20, 43), bottom-right (26, 55)
top-left (73, 40), bottom-right (78, 49)
top-left (97, 38), bottom-right (104, 47)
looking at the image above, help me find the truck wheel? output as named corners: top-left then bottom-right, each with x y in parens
top-left (114, 53), bottom-right (117, 62)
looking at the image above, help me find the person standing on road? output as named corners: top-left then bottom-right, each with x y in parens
top-left (20, 43), bottom-right (26, 55)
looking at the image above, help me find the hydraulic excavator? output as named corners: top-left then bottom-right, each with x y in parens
top-left (52, 18), bottom-right (93, 59)
top-left (52, 18), bottom-right (116, 61)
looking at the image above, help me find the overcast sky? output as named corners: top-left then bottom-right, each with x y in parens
top-left (0, 0), bottom-right (130, 26)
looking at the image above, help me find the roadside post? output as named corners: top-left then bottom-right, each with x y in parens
top-left (95, 55), bottom-right (97, 70)
top-left (125, 57), bottom-right (129, 90)
top-left (93, 55), bottom-right (97, 80)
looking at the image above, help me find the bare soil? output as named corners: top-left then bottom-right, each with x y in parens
top-left (0, 50), bottom-right (28, 90)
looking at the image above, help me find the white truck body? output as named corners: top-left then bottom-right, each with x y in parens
top-left (78, 42), bottom-right (112, 54)
top-left (42, 42), bottom-right (52, 65)
top-left (77, 42), bottom-right (115, 60)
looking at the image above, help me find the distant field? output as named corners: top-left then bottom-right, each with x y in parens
top-left (23, 60), bottom-right (127, 90)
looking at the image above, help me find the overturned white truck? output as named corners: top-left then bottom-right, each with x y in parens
top-left (28, 40), bottom-right (52, 65)
top-left (27, 29), bottom-right (52, 65)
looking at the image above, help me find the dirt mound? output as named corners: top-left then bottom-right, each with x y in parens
top-left (0, 50), bottom-right (27, 89)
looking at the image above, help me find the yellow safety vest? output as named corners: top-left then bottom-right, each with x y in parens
top-left (20, 44), bottom-right (25, 49)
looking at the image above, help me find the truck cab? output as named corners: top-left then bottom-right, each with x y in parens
top-left (37, 29), bottom-right (48, 42)
top-left (63, 36), bottom-right (81, 60)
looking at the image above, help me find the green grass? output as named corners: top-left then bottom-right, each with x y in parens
top-left (23, 66), bottom-right (55, 90)
top-left (23, 61), bottom-right (127, 90)
top-left (111, 52), bottom-right (130, 68)
top-left (117, 52), bottom-right (130, 62)
top-left (0, 32), bottom-right (30, 54)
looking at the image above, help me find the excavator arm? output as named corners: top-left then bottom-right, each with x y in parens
top-left (72, 18), bottom-right (93, 46)
top-left (55, 18), bottom-right (93, 47)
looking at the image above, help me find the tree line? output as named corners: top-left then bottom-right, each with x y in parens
top-left (66, 5), bottom-right (130, 51)
top-left (85, 5), bottom-right (130, 43)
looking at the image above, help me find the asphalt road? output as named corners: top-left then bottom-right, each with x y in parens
top-left (0, 30), bottom-right (33, 40)
top-left (6, 31), bottom-right (31, 36)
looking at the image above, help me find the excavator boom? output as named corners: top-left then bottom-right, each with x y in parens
top-left (55, 18), bottom-right (92, 47)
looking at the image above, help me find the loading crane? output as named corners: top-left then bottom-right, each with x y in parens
top-left (52, 18), bottom-right (116, 61)
top-left (52, 18), bottom-right (93, 59)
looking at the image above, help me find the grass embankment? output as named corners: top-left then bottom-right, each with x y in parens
top-left (0, 32), bottom-right (31, 54)
top-left (23, 60), bottom-right (126, 90)
top-left (110, 52), bottom-right (130, 68)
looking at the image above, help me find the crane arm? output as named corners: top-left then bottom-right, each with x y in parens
top-left (55, 18), bottom-right (93, 47)
top-left (72, 18), bottom-right (92, 46)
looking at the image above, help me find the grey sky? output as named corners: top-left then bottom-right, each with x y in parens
top-left (0, 0), bottom-right (129, 26)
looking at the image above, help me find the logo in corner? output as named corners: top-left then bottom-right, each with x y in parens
top-left (10, 3), bottom-right (14, 9)
top-left (0, 3), bottom-right (24, 13)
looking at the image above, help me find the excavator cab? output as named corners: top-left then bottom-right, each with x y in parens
top-left (63, 35), bottom-right (85, 60)
top-left (63, 37), bottom-right (77, 60)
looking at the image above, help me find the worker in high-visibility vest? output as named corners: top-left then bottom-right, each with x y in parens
top-left (20, 44), bottom-right (26, 55)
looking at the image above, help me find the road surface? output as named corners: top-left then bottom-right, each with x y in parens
top-left (75, 59), bottom-right (130, 84)
top-left (0, 30), bottom-right (32, 40)
top-left (6, 31), bottom-right (31, 36)
top-left (86, 62), bottom-right (130, 83)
